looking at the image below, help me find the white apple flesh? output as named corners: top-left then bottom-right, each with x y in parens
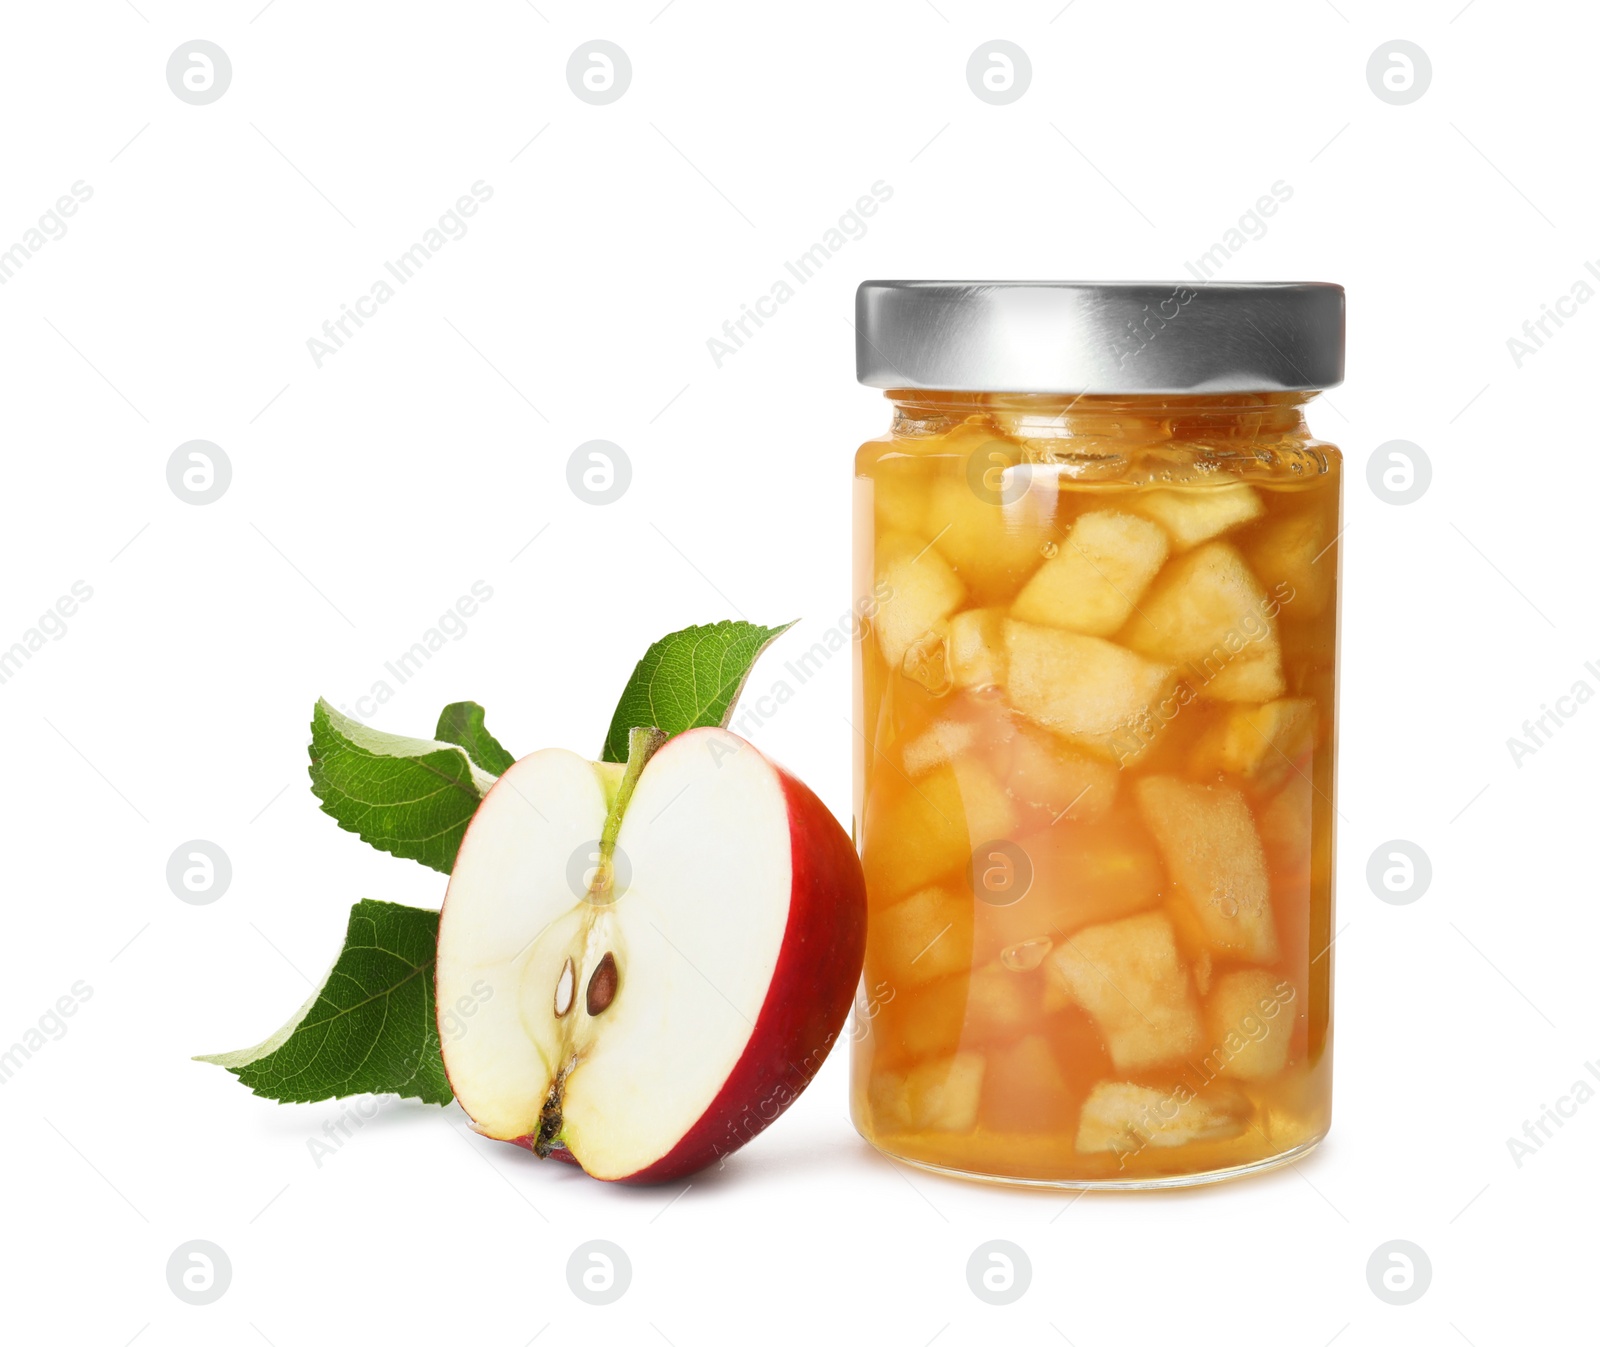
top-left (436, 726), bottom-right (867, 1183)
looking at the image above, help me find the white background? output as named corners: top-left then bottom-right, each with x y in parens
top-left (1, 1), bottom-right (1593, 1342)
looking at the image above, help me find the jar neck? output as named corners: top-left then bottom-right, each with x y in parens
top-left (885, 389), bottom-right (1318, 444)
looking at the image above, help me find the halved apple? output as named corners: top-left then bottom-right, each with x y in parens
top-left (436, 727), bottom-right (866, 1183)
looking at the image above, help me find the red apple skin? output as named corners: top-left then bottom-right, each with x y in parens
top-left (495, 734), bottom-right (867, 1184)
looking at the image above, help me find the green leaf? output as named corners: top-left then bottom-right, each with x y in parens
top-left (195, 899), bottom-right (451, 1105)
top-left (308, 698), bottom-right (500, 874)
top-left (600, 619), bottom-right (794, 763)
top-left (434, 701), bottom-right (516, 775)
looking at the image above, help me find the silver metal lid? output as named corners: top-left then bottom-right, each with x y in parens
top-left (856, 280), bottom-right (1344, 394)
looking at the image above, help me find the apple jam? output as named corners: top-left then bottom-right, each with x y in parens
top-left (849, 380), bottom-right (1341, 1186)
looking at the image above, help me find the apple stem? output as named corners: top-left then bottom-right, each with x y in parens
top-left (589, 726), bottom-right (668, 903)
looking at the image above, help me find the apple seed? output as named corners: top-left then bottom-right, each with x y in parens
top-left (554, 956), bottom-right (575, 1017)
top-left (586, 952), bottom-right (619, 1015)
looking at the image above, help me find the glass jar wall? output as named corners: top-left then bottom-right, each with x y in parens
top-left (850, 371), bottom-right (1341, 1187)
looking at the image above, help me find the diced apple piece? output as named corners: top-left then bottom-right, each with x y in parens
top-left (1004, 620), bottom-right (1176, 760)
top-left (901, 719), bottom-right (978, 776)
top-left (1248, 509), bottom-right (1333, 619)
top-left (1190, 698), bottom-right (1317, 783)
top-left (1135, 776), bottom-right (1277, 961)
top-left (949, 754), bottom-right (1020, 846)
top-left (1045, 912), bottom-right (1203, 1072)
top-left (922, 421), bottom-right (1056, 602)
top-left (964, 960), bottom-right (1040, 1042)
top-left (1205, 652), bottom-right (1286, 703)
top-left (947, 607), bottom-right (1008, 690)
top-left (980, 1035), bottom-right (1077, 1133)
top-left (869, 458), bottom-right (927, 536)
top-left (869, 886), bottom-right (971, 988)
top-left (924, 476), bottom-right (1055, 605)
top-left (1011, 511), bottom-right (1169, 636)
top-left (1204, 970), bottom-right (1295, 1081)
top-left (874, 532), bottom-right (965, 669)
top-left (861, 755), bottom-right (1018, 900)
top-left (861, 774), bottom-right (963, 900)
top-left (1075, 1080), bottom-right (1250, 1155)
top-left (1121, 541), bottom-right (1285, 703)
top-left (980, 818), bottom-right (1163, 964)
top-left (871, 976), bottom-right (966, 1062)
top-left (901, 1051), bottom-right (985, 1131)
top-left (1005, 726), bottom-right (1118, 822)
top-left (1132, 484), bottom-right (1263, 549)
top-left (868, 1049), bottom-right (984, 1132)
top-left (866, 1062), bottom-right (913, 1129)
top-left (1257, 768), bottom-right (1314, 879)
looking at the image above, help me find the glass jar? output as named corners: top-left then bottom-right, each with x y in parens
top-left (849, 281), bottom-right (1343, 1187)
